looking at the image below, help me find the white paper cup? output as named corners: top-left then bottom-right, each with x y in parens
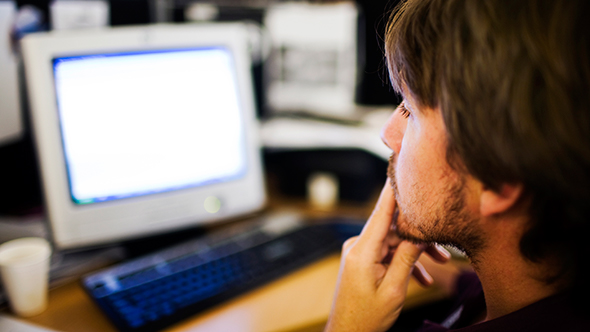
top-left (307, 172), bottom-right (339, 211)
top-left (0, 237), bottom-right (52, 317)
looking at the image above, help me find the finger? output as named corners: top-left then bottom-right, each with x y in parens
top-left (384, 229), bottom-right (403, 248)
top-left (381, 231), bottom-right (403, 263)
top-left (356, 179), bottom-right (397, 254)
top-left (411, 261), bottom-right (433, 287)
top-left (382, 241), bottom-right (425, 290)
top-left (424, 244), bottom-right (451, 263)
top-left (342, 236), bottom-right (359, 255)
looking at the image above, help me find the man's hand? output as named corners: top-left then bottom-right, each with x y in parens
top-left (324, 179), bottom-right (451, 332)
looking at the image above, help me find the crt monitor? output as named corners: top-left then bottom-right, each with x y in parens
top-left (21, 23), bottom-right (266, 250)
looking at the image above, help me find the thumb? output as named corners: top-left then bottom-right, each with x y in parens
top-left (382, 241), bottom-right (425, 291)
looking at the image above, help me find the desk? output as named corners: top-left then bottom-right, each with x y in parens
top-left (10, 196), bottom-right (452, 332)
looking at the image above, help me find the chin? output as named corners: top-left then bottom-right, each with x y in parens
top-left (393, 209), bottom-right (428, 244)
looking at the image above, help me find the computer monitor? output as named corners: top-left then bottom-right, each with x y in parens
top-left (21, 23), bottom-right (266, 250)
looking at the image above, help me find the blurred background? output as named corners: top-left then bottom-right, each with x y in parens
top-left (0, 0), bottom-right (401, 217)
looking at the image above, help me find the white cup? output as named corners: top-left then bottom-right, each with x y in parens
top-left (0, 237), bottom-right (52, 317)
top-left (307, 172), bottom-right (339, 211)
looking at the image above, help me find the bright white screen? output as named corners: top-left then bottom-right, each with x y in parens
top-left (53, 47), bottom-right (246, 204)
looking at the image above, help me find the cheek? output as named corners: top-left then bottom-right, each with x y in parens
top-left (394, 128), bottom-right (432, 206)
top-left (394, 133), bottom-right (417, 200)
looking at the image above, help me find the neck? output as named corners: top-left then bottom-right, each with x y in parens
top-left (468, 217), bottom-right (562, 321)
top-left (472, 250), bottom-right (558, 320)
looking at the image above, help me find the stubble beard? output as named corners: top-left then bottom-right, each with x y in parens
top-left (387, 154), bottom-right (484, 259)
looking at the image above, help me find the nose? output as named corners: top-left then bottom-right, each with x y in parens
top-left (380, 105), bottom-right (408, 155)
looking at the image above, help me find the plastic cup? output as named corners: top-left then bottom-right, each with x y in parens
top-left (0, 237), bottom-right (52, 317)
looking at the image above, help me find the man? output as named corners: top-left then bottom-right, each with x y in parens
top-left (325, 0), bottom-right (590, 331)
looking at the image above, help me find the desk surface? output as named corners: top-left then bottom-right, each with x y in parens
top-left (11, 196), bottom-right (450, 332)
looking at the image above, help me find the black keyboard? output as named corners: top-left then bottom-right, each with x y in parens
top-left (81, 216), bottom-right (363, 332)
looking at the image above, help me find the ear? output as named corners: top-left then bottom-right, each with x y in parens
top-left (480, 183), bottom-right (524, 217)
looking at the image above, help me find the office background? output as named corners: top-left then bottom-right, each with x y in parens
top-left (1, 0), bottom-right (402, 216)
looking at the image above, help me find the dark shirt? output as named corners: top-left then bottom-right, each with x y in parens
top-left (418, 272), bottom-right (590, 332)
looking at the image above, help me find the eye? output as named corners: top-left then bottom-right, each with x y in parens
top-left (398, 102), bottom-right (411, 118)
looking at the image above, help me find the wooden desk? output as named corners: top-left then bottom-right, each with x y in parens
top-left (19, 255), bottom-right (448, 332)
top-left (10, 196), bottom-right (451, 332)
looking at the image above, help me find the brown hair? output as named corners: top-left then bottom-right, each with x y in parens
top-left (385, 0), bottom-right (590, 298)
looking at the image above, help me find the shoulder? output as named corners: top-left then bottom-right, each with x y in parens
top-left (458, 291), bottom-right (589, 332)
top-left (417, 273), bottom-right (590, 332)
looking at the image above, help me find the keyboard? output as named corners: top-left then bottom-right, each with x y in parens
top-left (81, 215), bottom-right (364, 332)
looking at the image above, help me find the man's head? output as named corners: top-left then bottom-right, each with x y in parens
top-left (383, 0), bottom-right (590, 292)
top-left (382, 98), bottom-right (485, 259)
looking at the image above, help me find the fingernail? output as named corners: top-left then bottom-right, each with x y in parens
top-left (436, 244), bottom-right (451, 258)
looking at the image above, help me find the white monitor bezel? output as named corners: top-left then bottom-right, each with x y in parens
top-left (22, 23), bottom-right (266, 250)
